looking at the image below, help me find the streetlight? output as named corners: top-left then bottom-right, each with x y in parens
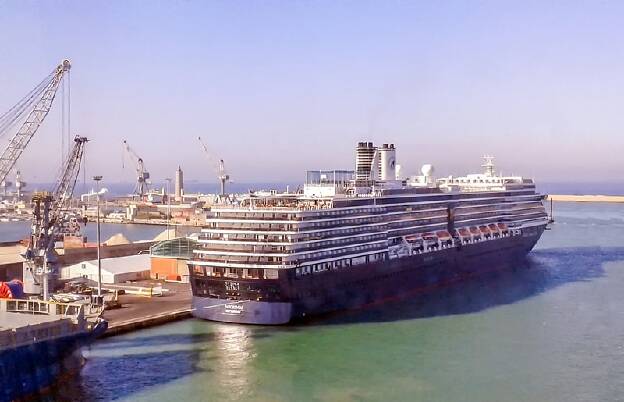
top-left (165, 178), bottom-right (172, 240)
top-left (93, 175), bottom-right (103, 305)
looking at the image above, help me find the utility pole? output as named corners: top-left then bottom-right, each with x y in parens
top-left (93, 175), bottom-right (103, 305)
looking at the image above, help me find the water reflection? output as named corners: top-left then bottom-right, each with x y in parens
top-left (207, 323), bottom-right (255, 398)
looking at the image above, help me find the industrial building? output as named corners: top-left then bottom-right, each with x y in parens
top-left (61, 254), bottom-right (151, 284)
top-left (149, 237), bottom-right (197, 282)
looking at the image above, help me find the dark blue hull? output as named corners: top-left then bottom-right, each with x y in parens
top-left (191, 225), bottom-right (546, 324)
top-left (0, 321), bottom-right (107, 402)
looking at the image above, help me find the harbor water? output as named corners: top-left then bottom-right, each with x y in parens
top-left (0, 221), bottom-right (175, 243)
top-left (36, 202), bottom-right (624, 400)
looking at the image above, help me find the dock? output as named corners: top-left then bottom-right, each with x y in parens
top-left (547, 194), bottom-right (624, 203)
top-left (99, 281), bottom-right (193, 338)
top-left (103, 307), bottom-right (192, 337)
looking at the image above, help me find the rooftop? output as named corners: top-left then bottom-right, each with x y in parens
top-left (77, 254), bottom-right (150, 274)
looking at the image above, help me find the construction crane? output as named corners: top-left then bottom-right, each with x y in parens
top-left (24, 136), bottom-right (88, 300)
top-left (198, 136), bottom-right (230, 196)
top-left (0, 60), bottom-right (71, 185)
top-left (122, 140), bottom-right (151, 199)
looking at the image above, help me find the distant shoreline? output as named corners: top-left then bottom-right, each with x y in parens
top-left (547, 194), bottom-right (624, 203)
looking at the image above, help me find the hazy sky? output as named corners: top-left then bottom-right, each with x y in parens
top-left (0, 1), bottom-right (623, 184)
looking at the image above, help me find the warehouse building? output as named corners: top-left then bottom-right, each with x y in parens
top-left (149, 237), bottom-right (197, 282)
top-left (61, 254), bottom-right (151, 284)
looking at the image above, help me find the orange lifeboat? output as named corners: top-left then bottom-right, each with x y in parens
top-left (436, 230), bottom-right (451, 239)
top-left (404, 234), bottom-right (422, 243)
top-left (488, 223), bottom-right (499, 232)
top-left (479, 225), bottom-right (490, 234)
top-left (458, 228), bottom-right (471, 237)
top-left (469, 227), bottom-right (481, 235)
top-left (498, 223), bottom-right (508, 231)
top-left (422, 232), bottom-right (438, 242)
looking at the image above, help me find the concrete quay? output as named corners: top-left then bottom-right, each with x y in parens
top-left (100, 281), bottom-right (193, 338)
top-left (547, 194), bottom-right (624, 203)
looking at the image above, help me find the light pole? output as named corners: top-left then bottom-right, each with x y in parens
top-left (93, 175), bottom-right (103, 305)
top-left (165, 178), bottom-right (172, 240)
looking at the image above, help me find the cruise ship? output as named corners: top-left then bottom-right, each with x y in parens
top-left (189, 142), bottom-right (548, 324)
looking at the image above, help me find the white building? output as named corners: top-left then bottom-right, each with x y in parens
top-left (61, 254), bottom-right (151, 284)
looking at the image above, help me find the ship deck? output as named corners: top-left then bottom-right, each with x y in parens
top-left (0, 312), bottom-right (66, 330)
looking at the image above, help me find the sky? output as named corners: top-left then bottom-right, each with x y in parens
top-left (0, 1), bottom-right (623, 185)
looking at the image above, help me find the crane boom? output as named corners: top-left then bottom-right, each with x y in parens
top-left (50, 136), bottom-right (88, 223)
top-left (0, 60), bottom-right (71, 185)
top-left (198, 136), bottom-right (230, 196)
top-left (24, 136), bottom-right (88, 299)
top-left (122, 139), bottom-right (150, 198)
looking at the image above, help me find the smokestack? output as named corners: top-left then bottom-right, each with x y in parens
top-left (379, 143), bottom-right (396, 181)
top-left (355, 141), bottom-right (377, 183)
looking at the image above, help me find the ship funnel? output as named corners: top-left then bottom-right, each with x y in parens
top-left (379, 143), bottom-right (396, 181)
top-left (355, 141), bottom-right (377, 182)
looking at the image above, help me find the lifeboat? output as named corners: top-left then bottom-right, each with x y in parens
top-left (404, 234), bottom-right (422, 243)
top-left (479, 225), bottom-right (491, 235)
top-left (488, 223), bottom-right (499, 232)
top-left (457, 228), bottom-right (471, 237)
top-left (498, 223), bottom-right (509, 232)
top-left (435, 230), bottom-right (451, 239)
top-left (422, 232), bottom-right (437, 241)
top-left (469, 227), bottom-right (481, 235)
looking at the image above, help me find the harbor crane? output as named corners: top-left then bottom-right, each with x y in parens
top-left (122, 140), bottom-right (151, 199)
top-left (24, 136), bottom-right (88, 300)
top-left (0, 60), bottom-right (71, 185)
top-left (198, 136), bottom-right (230, 196)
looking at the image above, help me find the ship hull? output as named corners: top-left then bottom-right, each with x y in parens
top-left (191, 225), bottom-right (545, 325)
top-left (192, 298), bottom-right (293, 325)
top-left (0, 320), bottom-right (107, 402)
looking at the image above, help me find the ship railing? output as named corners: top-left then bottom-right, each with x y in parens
top-left (0, 299), bottom-right (88, 349)
top-left (0, 298), bottom-right (86, 324)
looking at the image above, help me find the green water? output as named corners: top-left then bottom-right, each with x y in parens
top-left (57, 202), bottom-right (624, 401)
